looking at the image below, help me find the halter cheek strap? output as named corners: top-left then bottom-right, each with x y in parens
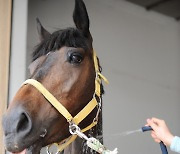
top-left (23, 51), bottom-right (108, 152)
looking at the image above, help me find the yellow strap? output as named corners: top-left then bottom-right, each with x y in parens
top-left (95, 79), bottom-right (101, 97)
top-left (57, 135), bottom-right (77, 151)
top-left (81, 121), bottom-right (97, 133)
top-left (98, 72), bottom-right (109, 84)
top-left (73, 98), bottom-right (97, 125)
top-left (23, 79), bottom-right (73, 122)
top-left (23, 79), bottom-right (99, 125)
top-left (93, 51), bottom-right (99, 72)
top-left (93, 51), bottom-right (109, 84)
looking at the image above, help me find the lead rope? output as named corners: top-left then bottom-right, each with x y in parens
top-left (69, 124), bottom-right (118, 154)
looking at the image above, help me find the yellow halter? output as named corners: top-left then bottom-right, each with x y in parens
top-left (23, 50), bottom-right (108, 152)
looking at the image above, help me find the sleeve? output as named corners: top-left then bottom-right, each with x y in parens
top-left (170, 136), bottom-right (180, 153)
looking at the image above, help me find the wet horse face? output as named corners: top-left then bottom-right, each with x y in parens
top-left (2, 0), bottom-right (97, 153)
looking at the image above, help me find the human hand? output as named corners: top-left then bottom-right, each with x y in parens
top-left (146, 117), bottom-right (174, 146)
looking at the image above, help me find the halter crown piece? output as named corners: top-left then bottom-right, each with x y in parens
top-left (23, 51), bottom-right (118, 154)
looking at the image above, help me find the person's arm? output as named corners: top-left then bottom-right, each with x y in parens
top-left (170, 136), bottom-right (180, 153)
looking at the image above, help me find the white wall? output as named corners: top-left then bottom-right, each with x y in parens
top-left (92, 1), bottom-right (180, 154)
top-left (9, 0), bottom-right (28, 101)
top-left (15, 0), bottom-right (180, 153)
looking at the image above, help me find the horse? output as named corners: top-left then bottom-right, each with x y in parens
top-left (2, 0), bottom-right (106, 153)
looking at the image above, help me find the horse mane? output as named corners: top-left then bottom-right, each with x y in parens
top-left (32, 27), bottom-right (90, 61)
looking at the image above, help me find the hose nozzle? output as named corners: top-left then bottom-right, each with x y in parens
top-left (142, 126), bottom-right (153, 132)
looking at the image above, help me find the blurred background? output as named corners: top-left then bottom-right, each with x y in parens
top-left (1, 0), bottom-right (180, 153)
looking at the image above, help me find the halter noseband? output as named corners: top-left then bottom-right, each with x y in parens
top-left (23, 50), bottom-right (108, 152)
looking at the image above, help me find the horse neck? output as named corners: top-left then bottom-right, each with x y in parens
top-left (63, 111), bottom-right (103, 154)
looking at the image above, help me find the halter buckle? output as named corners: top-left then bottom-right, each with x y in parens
top-left (69, 124), bottom-right (90, 141)
top-left (69, 123), bottom-right (80, 135)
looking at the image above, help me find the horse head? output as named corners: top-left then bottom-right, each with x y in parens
top-left (2, 0), bottom-right (105, 153)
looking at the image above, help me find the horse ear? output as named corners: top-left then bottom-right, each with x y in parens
top-left (36, 18), bottom-right (51, 42)
top-left (73, 0), bottom-right (90, 38)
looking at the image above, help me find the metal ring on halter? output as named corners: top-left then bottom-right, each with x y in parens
top-left (69, 123), bottom-right (80, 135)
top-left (46, 144), bottom-right (60, 154)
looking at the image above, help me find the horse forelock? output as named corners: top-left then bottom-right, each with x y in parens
top-left (32, 27), bottom-right (92, 62)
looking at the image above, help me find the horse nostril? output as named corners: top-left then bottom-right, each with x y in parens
top-left (16, 112), bottom-right (32, 134)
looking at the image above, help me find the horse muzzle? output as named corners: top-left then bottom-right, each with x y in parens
top-left (2, 106), bottom-right (33, 153)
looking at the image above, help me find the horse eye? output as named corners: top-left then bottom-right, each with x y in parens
top-left (68, 52), bottom-right (83, 64)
